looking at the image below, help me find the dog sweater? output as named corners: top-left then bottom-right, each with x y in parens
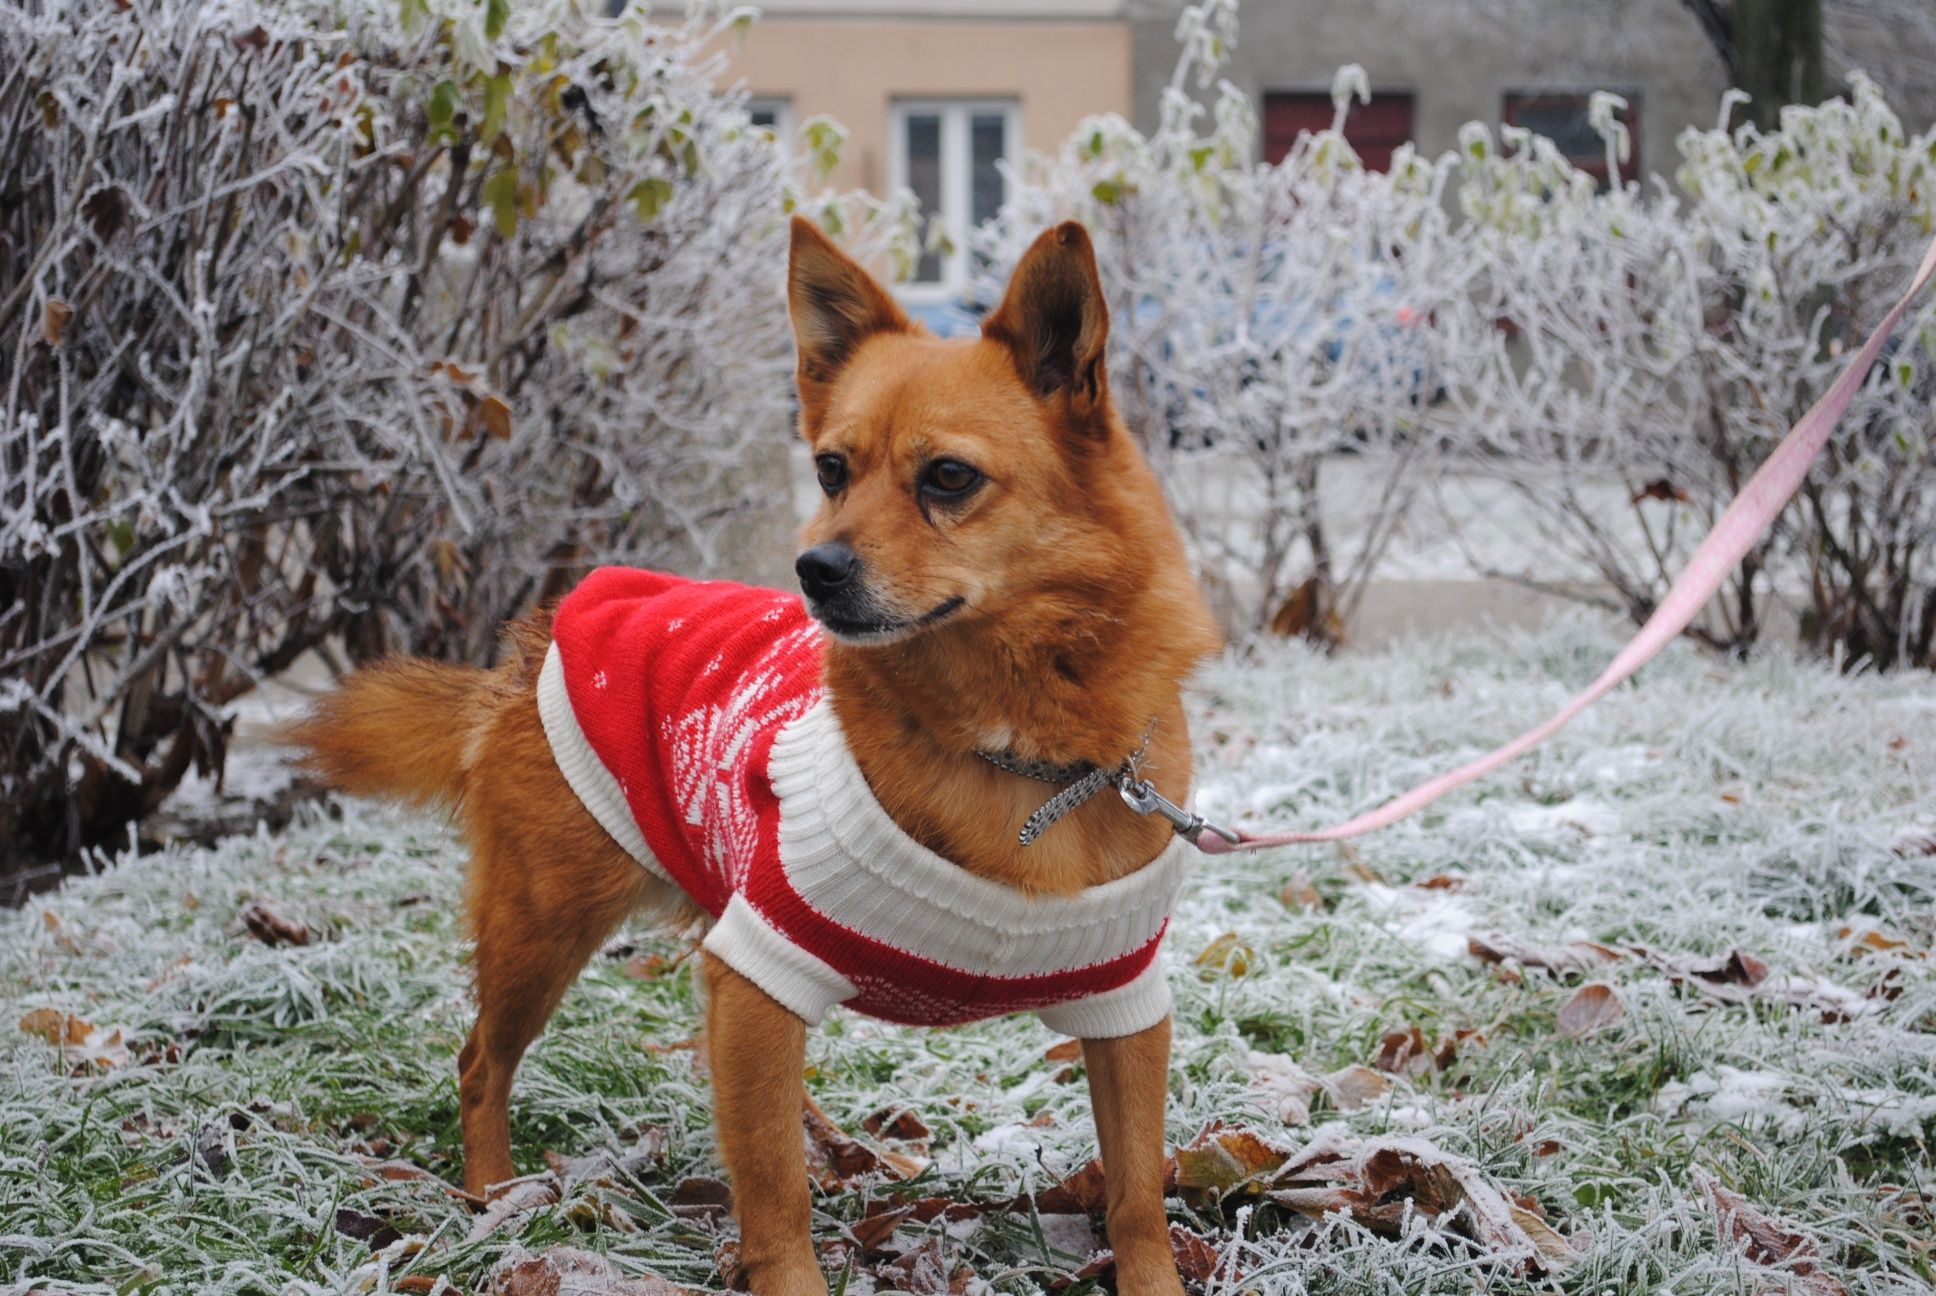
top-left (536, 567), bottom-right (1188, 1037)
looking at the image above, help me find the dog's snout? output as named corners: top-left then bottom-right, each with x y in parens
top-left (795, 543), bottom-right (860, 601)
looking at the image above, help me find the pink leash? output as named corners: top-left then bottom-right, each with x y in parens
top-left (1192, 233), bottom-right (1936, 855)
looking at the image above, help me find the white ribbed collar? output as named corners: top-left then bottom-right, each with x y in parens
top-left (765, 700), bottom-right (1191, 977)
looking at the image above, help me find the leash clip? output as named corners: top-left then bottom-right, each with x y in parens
top-left (1116, 775), bottom-right (1241, 846)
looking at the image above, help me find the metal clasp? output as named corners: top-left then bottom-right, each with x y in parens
top-left (1116, 776), bottom-right (1242, 846)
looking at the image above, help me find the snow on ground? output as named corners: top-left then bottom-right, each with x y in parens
top-left (3, 612), bottom-right (1933, 1294)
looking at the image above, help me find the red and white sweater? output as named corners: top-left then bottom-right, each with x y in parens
top-left (535, 567), bottom-right (1186, 1037)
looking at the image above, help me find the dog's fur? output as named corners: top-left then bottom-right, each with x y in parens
top-left (294, 217), bottom-right (1220, 1296)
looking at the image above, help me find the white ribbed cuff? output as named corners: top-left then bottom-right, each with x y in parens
top-left (702, 894), bottom-right (857, 1025)
top-left (1035, 958), bottom-right (1173, 1039)
top-left (537, 642), bottom-right (662, 875)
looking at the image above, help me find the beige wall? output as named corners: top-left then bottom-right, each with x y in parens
top-left (708, 18), bottom-right (1132, 193)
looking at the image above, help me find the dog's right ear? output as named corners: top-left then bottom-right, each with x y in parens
top-left (788, 215), bottom-right (911, 426)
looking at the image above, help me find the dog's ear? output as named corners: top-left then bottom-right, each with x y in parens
top-left (981, 222), bottom-right (1110, 422)
top-left (788, 215), bottom-right (911, 424)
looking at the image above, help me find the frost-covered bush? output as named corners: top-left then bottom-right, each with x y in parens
top-left (0, 0), bottom-right (905, 864)
top-left (1451, 76), bottom-right (1936, 664)
top-left (976, 4), bottom-right (1935, 658)
top-left (975, 2), bottom-right (1473, 639)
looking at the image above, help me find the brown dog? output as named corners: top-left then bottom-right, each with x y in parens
top-left (295, 217), bottom-right (1219, 1296)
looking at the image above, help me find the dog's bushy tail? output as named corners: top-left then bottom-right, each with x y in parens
top-left (291, 659), bottom-right (493, 809)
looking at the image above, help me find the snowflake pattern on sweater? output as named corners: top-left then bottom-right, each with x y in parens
top-left (538, 567), bottom-right (1186, 1035)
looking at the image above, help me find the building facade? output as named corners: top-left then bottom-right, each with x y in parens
top-left (709, 0), bottom-right (1133, 303)
top-left (1128, 0), bottom-right (1730, 184)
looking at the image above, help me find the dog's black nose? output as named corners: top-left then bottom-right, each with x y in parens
top-left (795, 543), bottom-right (860, 601)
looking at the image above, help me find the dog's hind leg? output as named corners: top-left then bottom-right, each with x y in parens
top-left (456, 695), bottom-right (663, 1197)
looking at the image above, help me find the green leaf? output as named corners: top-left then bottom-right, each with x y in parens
top-left (399, 0), bottom-right (429, 36)
top-left (483, 168), bottom-right (520, 238)
top-left (484, 0), bottom-right (510, 40)
top-left (627, 175), bottom-right (674, 222)
top-left (428, 79), bottom-right (459, 131)
top-left (105, 519), bottom-right (136, 558)
top-left (1091, 179), bottom-right (1123, 205)
top-left (482, 72), bottom-right (511, 143)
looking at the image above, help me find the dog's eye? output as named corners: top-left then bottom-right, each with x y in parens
top-left (922, 459), bottom-right (981, 497)
top-left (815, 454), bottom-right (848, 495)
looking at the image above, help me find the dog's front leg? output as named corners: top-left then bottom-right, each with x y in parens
top-left (1084, 1016), bottom-right (1184, 1296)
top-left (703, 954), bottom-right (826, 1296)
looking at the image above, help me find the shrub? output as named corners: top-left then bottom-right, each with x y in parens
top-left (0, 0), bottom-right (904, 865)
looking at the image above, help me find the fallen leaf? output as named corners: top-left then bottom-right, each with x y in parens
top-left (232, 25), bottom-right (270, 51)
top-left (20, 1006), bottom-right (90, 1045)
top-left (333, 1207), bottom-right (401, 1253)
top-left (803, 1097), bottom-right (924, 1188)
top-left (241, 902), bottom-right (310, 947)
top-left (1697, 1170), bottom-right (1847, 1296)
top-left (1555, 983), bottom-right (1625, 1038)
top-left (42, 299), bottom-right (72, 346)
top-left (1278, 873), bottom-right (1322, 909)
top-left (1258, 1128), bottom-right (1575, 1274)
top-left (1414, 873), bottom-right (1467, 891)
top-left (485, 1245), bottom-right (689, 1294)
top-left (1323, 1064), bottom-right (1393, 1112)
top-left (467, 1177), bottom-right (561, 1242)
top-left (1021, 1158), bottom-right (1109, 1214)
top-left (1174, 1126), bottom-right (1293, 1208)
top-left (1053, 1225), bottom-right (1225, 1293)
top-left (668, 1175), bottom-right (732, 1219)
top-left (850, 1203), bottom-right (914, 1254)
top-left (1194, 931), bottom-right (1253, 978)
top-left (1246, 1049), bottom-right (1322, 1124)
top-left (1374, 1025), bottom-right (1434, 1076)
top-left (1042, 1040), bottom-right (1082, 1064)
top-left (862, 1106), bottom-right (933, 1143)
top-left (1835, 927), bottom-right (1909, 955)
top-left (1468, 932), bottom-right (1620, 978)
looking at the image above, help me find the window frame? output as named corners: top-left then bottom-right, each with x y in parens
top-left (1500, 90), bottom-right (1642, 189)
top-left (887, 98), bottom-right (1022, 304)
top-left (746, 96), bottom-right (794, 146)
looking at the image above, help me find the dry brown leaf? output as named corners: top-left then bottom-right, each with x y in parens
top-left (668, 1175), bottom-right (732, 1219)
top-left (1051, 1225), bottom-right (1225, 1293)
top-left (42, 299), bottom-right (72, 346)
top-left (850, 1203), bottom-right (914, 1254)
top-left (1174, 1127), bottom-right (1294, 1208)
top-left (1835, 927), bottom-right (1911, 955)
top-left (1042, 1039), bottom-right (1082, 1064)
top-left (1698, 1170), bottom-right (1847, 1296)
top-left (1194, 931), bottom-right (1253, 978)
top-left (1323, 1064), bottom-right (1393, 1112)
top-left (1374, 1025), bottom-right (1434, 1076)
top-left (391, 1277), bottom-right (447, 1294)
top-left (20, 1006), bottom-right (91, 1045)
top-left (1278, 873), bottom-right (1323, 910)
top-left (466, 1178), bottom-right (561, 1242)
top-left (1556, 983), bottom-right (1626, 1038)
top-left (1023, 1158), bottom-right (1110, 1214)
top-left (1414, 873), bottom-right (1467, 891)
top-left (1468, 932), bottom-right (1621, 978)
top-left (476, 394), bottom-right (513, 440)
top-left (861, 1106), bottom-right (933, 1143)
top-left (1259, 1129), bottom-right (1575, 1274)
top-left (241, 902), bottom-right (310, 947)
top-left (485, 1245), bottom-right (689, 1295)
top-left (803, 1097), bottom-right (925, 1188)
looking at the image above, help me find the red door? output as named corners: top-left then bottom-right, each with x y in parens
top-left (1263, 91), bottom-right (1416, 172)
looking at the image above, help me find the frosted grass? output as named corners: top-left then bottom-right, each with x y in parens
top-left (3, 612), bottom-right (1932, 1294)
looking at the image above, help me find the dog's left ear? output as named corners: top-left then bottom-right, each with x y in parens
top-left (981, 222), bottom-right (1110, 422)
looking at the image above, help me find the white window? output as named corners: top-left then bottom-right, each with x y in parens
top-left (746, 96), bottom-right (793, 144)
top-left (888, 100), bottom-right (1020, 302)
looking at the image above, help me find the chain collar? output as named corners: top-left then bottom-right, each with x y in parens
top-left (975, 729), bottom-right (1240, 848)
